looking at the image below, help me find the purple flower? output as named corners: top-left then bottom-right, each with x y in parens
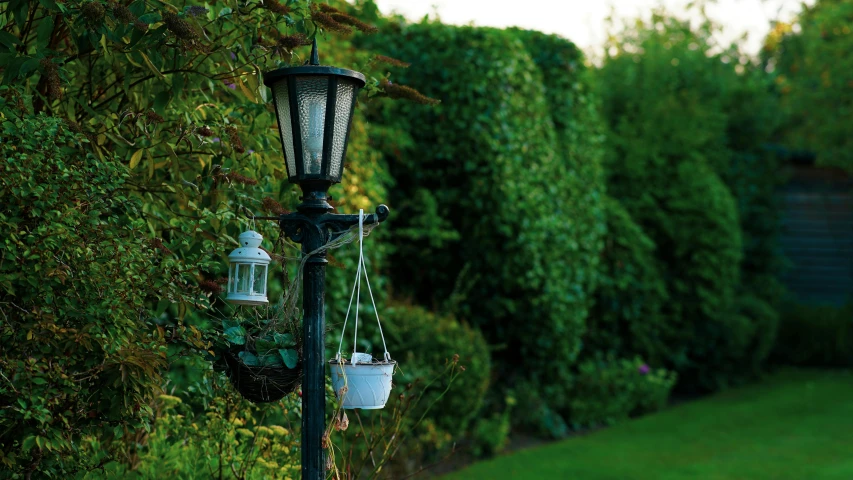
top-left (212, 137), bottom-right (221, 143)
top-left (638, 364), bottom-right (650, 375)
top-left (247, 149), bottom-right (255, 154)
top-left (227, 83), bottom-right (236, 90)
top-left (230, 52), bottom-right (237, 60)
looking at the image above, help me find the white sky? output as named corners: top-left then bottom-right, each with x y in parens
top-left (373, 0), bottom-right (814, 58)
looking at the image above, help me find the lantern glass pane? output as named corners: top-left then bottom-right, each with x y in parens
top-left (272, 81), bottom-right (297, 177)
top-left (295, 76), bottom-right (329, 175)
top-left (237, 264), bottom-right (251, 293)
top-left (228, 263), bottom-right (234, 293)
top-left (252, 264), bottom-right (266, 295)
top-left (329, 80), bottom-right (356, 180)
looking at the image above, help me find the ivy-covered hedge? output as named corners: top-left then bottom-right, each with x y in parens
top-left (361, 22), bottom-right (606, 412)
top-left (0, 114), bottom-right (209, 476)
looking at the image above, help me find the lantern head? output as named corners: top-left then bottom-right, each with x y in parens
top-left (263, 39), bottom-right (366, 188)
top-left (226, 231), bottom-right (271, 306)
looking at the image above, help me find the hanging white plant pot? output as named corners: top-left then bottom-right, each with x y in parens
top-left (329, 354), bottom-right (396, 409)
top-left (330, 209), bottom-right (397, 410)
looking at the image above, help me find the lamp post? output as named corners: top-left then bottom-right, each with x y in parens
top-left (260, 39), bottom-right (389, 480)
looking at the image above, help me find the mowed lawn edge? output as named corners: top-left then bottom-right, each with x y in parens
top-left (443, 369), bottom-right (853, 480)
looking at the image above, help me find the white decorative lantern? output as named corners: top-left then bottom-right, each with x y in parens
top-left (226, 231), bottom-right (270, 306)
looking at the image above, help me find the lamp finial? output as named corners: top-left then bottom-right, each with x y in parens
top-left (310, 38), bottom-right (319, 66)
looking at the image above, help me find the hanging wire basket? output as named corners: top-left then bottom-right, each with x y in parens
top-left (224, 348), bottom-right (302, 403)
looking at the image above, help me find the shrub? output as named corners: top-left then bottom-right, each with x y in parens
top-left (0, 114), bottom-right (208, 476)
top-left (597, 13), bottom-right (748, 390)
top-left (720, 67), bottom-right (785, 308)
top-left (362, 21), bottom-right (606, 413)
top-left (90, 370), bottom-right (302, 479)
top-left (567, 356), bottom-right (677, 429)
top-left (772, 302), bottom-right (853, 367)
top-left (380, 304), bottom-right (491, 443)
top-left (732, 294), bottom-right (780, 375)
top-left (584, 196), bottom-right (669, 364)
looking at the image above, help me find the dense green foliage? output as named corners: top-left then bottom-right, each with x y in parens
top-left (0, 114), bottom-right (209, 476)
top-left (90, 371), bottom-right (303, 479)
top-left (773, 303), bottom-right (853, 367)
top-left (596, 12), bottom-right (787, 390)
top-left (584, 196), bottom-right (668, 364)
top-left (567, 356), bottom-right (676, 428)
top-left (445, 369), bottom-right (853, 480)
top-left (764, 0), bottom-right (853, 170)
top-left (382, 304), bottom-right (490, 443)
top-left (0, 0), bottom-right (404, 475)
top-left (362, 21), bottom-right (606, 416)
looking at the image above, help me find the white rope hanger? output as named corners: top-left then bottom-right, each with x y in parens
top-left (336, 209), bottom-right (390, 365)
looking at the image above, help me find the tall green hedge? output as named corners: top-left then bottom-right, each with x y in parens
top-left (362, 22), bottom-right (606, 411)
top-left (597, 36), bottom-right (745, 389)
top-left (585, 196), bottom-right (669, 364)
top-left (595, 12), bottom-right (790, 390)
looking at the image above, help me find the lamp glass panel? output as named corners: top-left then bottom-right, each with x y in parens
top-left (227, 263), bottom-right (232, 293)
top-left (272, 81), bottom-right (297, 177)
top-left (329, 80), bottom-right (356, 180)
top-left (237, 264), bottom-right (251, 293)
top-left (295, 76), bottom-right (329, 175)
top-left (252, 264), bottom-right (266, 295)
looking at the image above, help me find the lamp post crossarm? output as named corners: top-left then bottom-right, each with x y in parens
top-left (277, 204), bottom-right (390, 248)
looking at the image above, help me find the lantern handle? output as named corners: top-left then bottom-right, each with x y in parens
top-left (237, 205), bottom-right (278, 222)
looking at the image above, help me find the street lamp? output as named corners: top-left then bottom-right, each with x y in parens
top-left (259, 39), bottom-right (389, 480)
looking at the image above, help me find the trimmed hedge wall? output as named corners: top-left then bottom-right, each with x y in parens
top-left (585, 196), bottom-right (669, 364)
top-left (362, 22), bottom-right (606, 411)
top-left (595, 15), bottom-right (787, 390)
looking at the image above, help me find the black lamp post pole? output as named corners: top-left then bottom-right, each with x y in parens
top-left (277, 186), bottom-right (389, 480)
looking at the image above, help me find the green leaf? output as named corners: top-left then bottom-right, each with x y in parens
top-left (238, 350), bottom-right (259, 366)
top-left (218, 7), bottom-right (232, 17)
top-left (0, 31), bottom-right (22, 52)
top-left (129, 149), bottom-right (144, 169)
top-left (31, 377), bottom-right (47, 385)
top-left (137, 12), bottom-right (161, 24)
top-left (2, 57), bottom-right (26, 84)
top-left (19, 58), bottom-right (41, 77)
top-left (163, 142), bottom-right (178, 162)
top-left (153, 90), bottom-right (171, 114)
top-left (274, 333), bottom-right (295, 347)
top-left (221, 319), bottom-right (240, 331)
top-left (37, 16), bottom-right (54, 48)
top-left (255, 338), bottom-right (277, 353)
top-left (259, 353), bottom-right (281, 367)
top-left (279, 349), bottom-right (298, 369)
top-left (139, 51), bottom-right (165, 80)
top-left (224, 326), bottom-right (246, 345)
top-left (39, 0), bottom-right (59, 10)
top-left (22, 436), bottom-right (36, 452)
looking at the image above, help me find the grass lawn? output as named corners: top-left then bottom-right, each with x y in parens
top-left (444, 369), bottom-right (853, 480)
